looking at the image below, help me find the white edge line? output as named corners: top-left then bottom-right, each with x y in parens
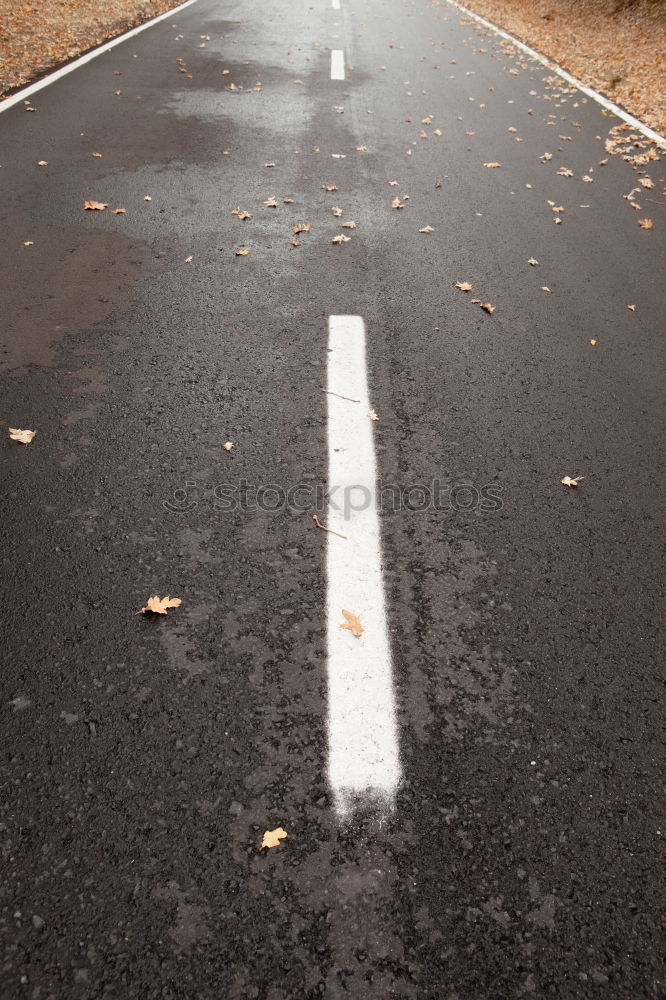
top-left (0, 0), bottom-right (199, 114)
top-left (330, 50), bottom-right (345, 81)
top-left (332, 0), bottom-right (342, 8)
top-left (444, 0), bottom-right (666, 148)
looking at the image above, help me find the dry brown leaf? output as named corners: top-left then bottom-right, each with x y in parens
top-left (293, 222), bottom-right (312, 234)
top-left (263, 197), bottom-right (278, 208)
top-left (419, 225), bottom-right (434, 233)
top-left (184, 255), bottom-right (193, 263)
top-left (541, 286), bottom-right (551, 293)
top-left (435, 180), bottom-right (442, 188)
top-left (291, 239), bottom-right (300, 247)
top-left (23, 241), bottom-right (33, 246)
top-left (481, 302), bottom-right (495, 314)
top-left (84, 200), bottom-right (107, 211)
top-left (331, 234), bottom-right (351, 244)
top-left (235, 248), bottom-right (250, 256)
top-left (223, 441), bottom-right (234, 451)
top-left (388, 180), bottom-right (399, 186)
top-left (627, 304), bottom-right (636, 311)
top-left (112, 208), bottom-right (126, 215)
top-left (552, 205), bottom-right (565, 213)
top-left (557, 166), bottom-right (574, 176)
top-left (283, 198), bottom-right (294, 204)
top-left (261, 827), bottom-right (287, 850)
top-left (37, 160), bottom-right (48, 165)
top-left (638, 218), bottom-right (653, 229)
top-left (528, 257), bottom-right (539, 266)
top-left (231, 207), bottom-right (251, 219)
top-left (455, 281), bottom-right (473, 291)
top-left (561, 475), bottom-right (584, 488)
top-left (342, 221), bottom-right (357, 229)
top-left (340, 609), bottom-right (364, 638)
top-left (368, 409), bottom-right (379, 420)
top-left (91, 151), bottom-right (102, 158)
top-left (144, 196), bottom-right (152, 202)
top-left (8, 428), bottom-right (36, 444)
top-left (265, 162), bottom-right (276, 167)
top-left (140, 595), bottom-right (182, 615)
top-left (323, 184), bottom-right (338, 192)
top-left (391, 197), bottom-right (405, 209)
top-left (483, 162), bottom-right (501, 168)
top-left (331, 206), bottom-right (343, 217)
top-left (356, 145), bottom-right (368, 151)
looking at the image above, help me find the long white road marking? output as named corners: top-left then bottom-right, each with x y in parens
top-left (331, 0), bottom-right (341, 9)
top-left (0, 0), bottom-right (199, 114)
top-left (330, 50), bottom-right (345, 81)
top-left (445, 0), bottom-right (665, 147)
top-left (326, 316), bottom-right (401, 817)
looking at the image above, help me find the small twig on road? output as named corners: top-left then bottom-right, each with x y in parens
top-left (321, 388), bottom-right (360, 403)
top-left (312, 514), bottom-right (347, 539)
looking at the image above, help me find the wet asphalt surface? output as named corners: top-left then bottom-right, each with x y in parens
top-left (1, 0), bottom-right (665, 996)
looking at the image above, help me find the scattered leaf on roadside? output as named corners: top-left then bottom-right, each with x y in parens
top-left (356, 145), bottom-right (368, 151)
top-left (481, 302), bottom-right (495, 314)
top-left (140, 595), bottom-right (182, 615)
top-left (528, 257), bottom-right (539, 266)
top-left (283, 198), bottom-right (294, 204)
top-left (541, 286), bottom-right (551, 292)
top-left (84, 200), bottom-right (107, 211)
top-left (638, 218), bottom-right (653, 229)
top-left (231, 207), bottom-right (251, 219)
top-left (435, 180), bottom-right (442, 188)
top-left (37, 160), bottom-right (48, 166)
top-left (388, 180), bottom-right (399, 186)
top-left (627, 304), bottom-right (636, 311)
top-left (293, 222), bottom-right (312, 234)
top-left (9, 428), bottom-right (37, 444)
top-left (557, 166), bottom-right (574, 177)
top-left (483, 162), bottom-right (501, 168)
top-left (331, 206), bottom-right (343, 216)
top-left (342, 220), bottom-right (357, 228)
top-left (223, 441), bottom-right (234, 451)
top-left (265, 162), bottom-right (276, 167)
top-left (638, 177), bottom-right (654, 188)
top-left (368, 409), bottom-right (379, 421)
top-left (552, 205), bottom-right (565, 213)
top-left (291, 239), bottom-right (300, 246)
top-left (261, 828), bottom-right (287, 849)
top-left (331, 234), bottom-right (351, 244)
top-left (391, 197), bottom-right (405, 209)
top-left (235, 248), bottom-right (249, 256)
top-left (92, 151), bottom-right (102, 158)
top-left (419, 225), bottom-right (434, 233)
top-left (340, 609), bottom-right (364, 638)
top-left (455, 281), bottom-right (473, 291)
top-left (112, 207), bottom-right (126, 214)
top-left (263, 197), bottom-right (278, 208)
top-left (184, 255), bottom-right (193, 263)
top-left (144, 195), bottom-right (152, 201)
top-left (323, 184), bottom-right (338, 192)
top-left (561, 475), bottom-right (584, 488)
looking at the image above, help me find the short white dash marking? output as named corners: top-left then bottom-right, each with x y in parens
top-left (330, 50), bottom-right (345, 81)
top-left (326, 316), bottom-right (401, 817)
top-left (331, 0), bottom-right (341, 9)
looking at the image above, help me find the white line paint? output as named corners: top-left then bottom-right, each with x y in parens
top-left (330, 50), bottom-right (345, 81)
top-left (0, 0), bottom-right (199, 114)
top-left (326, 316), bottom-right (401, 817)
top-left (331, 0), bottom-right (341, 9)
top-left (445, 0), bottom-right (665, 147)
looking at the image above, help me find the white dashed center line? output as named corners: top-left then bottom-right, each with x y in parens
top-left (331, 0), bottom-right (341, 9)
top-left (326, 316), bottom-right (401, 817)
top-left (330, 49), bottom-right (345, 81)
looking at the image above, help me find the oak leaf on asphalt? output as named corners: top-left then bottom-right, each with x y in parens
top-left (293, 222), bottom-right (312, 234)
top-left (261, 828), bottom-right (287, 849)
top-left (340, 609), bottom-right (364, 638)
top-left (561, 475), bottom-right (584, 488)
top-left (140, 596), bottom-right (182, 615)
top-left (8, 428), bottom-right (37, 444)
top-left (638, 218), bottom-right (653, 229)
top-left (231, 207), bottom-right (251, 219)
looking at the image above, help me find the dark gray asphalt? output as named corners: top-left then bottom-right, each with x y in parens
top-left (1, 0), bottom-right (665, 996)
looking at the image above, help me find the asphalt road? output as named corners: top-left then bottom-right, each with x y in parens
top-left (1, 0), bottom-right (665, 996)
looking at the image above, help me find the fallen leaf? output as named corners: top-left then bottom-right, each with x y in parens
top-left (231, 207), bottom-right (251, 219)
top-left (551, 205), bottom-right (565, 213)
top-left (323, 184), bottom-right (338, 192)
top-left (388, 180), bottom-right (399, 186)
top-left (235, 248), bottom-right (250, 256)
top-left (561, 475), bottom-right (584, 488)
top-left (140, 595), bottom-right (182, 615)
top-left (144, 196), bottom-right (152, 201)
top-left (293, 222), bottom-right (312, 234)
top-left (481, 302), bottom-right (495, 314)
top-left (291, 239), bottom-right (300, 247)
top-left (483, 162), bottom-right (501, 168)
top-left (627, 304), bottom-right (636, 311)
top-left (331, 234), bottom-right (351, 244)
top-left (342, 220), bottom-right (357, 228)
top-left (91, 151), bottom-right (103, 158)
top-left (590, 339), bottom-right (597, 345)
top-left (419, 225), bottom-right (435, 232)
top-left (391, 197), bottom-right (405, 209)
top-left (184, 255), bottom-right (193, 263)
top-left (331, 206), bottom-right (343, 216)
top-left (557, 166), bottom-right (574, 177)
top-left (356, 145), bottom-right (368, 151)
top-left (84, 200), bottom-right (107, 211)
top-left (263, 197), bottom-right (278, 208)
top-left (37, 160), bottom-right (48, 166)
top-left (435, 180), bottom-right (442, 188)
top-left (261, 827), bottom-right (287, 849)
top-left (638, 218), bottom-right (653, 229)
top-left (541, 286), bottom-right (551, 293)
top-left (283, 198), bottom-right (294, 204)
top-left (223, 441), bottom-right (234, 451)
top-left (368, 409), bottom-right (379, 420)
top-left (455, 281), bottom-right (473, 291)
top-left (638, 177), bottom-right (654, 189)
top-left (340, 609), bottom-right (364, 638)
top-left (112, 207), bottom-right (126, 215)
top-left (8, 428), bottom-right (37, 444)
top-left (265, 162), bottom-right (276, 168)
top-left (528, 257), bottom-right (539, 266)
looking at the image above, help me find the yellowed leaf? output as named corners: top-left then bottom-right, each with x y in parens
top-left (223, 441), bottom-right (234, 451)
top-left (342, 220), bottom-right (357, 228)
top-left (481, 302), bottom-right (495, 314)
top-left (263, 197), bottom-right (278, 208)
top-left (112, 208), bottom-right (126, 215)
top-left (293, 222), bottom-right (312, 234)
top-left (84, 200), bottom-right (107, 211)
top-left (638, 218), bottom-right (653, 229)
top-left (419, 225), bottom-right (434, 233)
top-left (140, 595), bottom-right (182, 615)
top-left (356, 145), bottom-right (368, 151)
top-left (8, 428), bottom-right (37, 444)
top-left (231, 207), bottom-right (251, 219)
top-left (590, 339), bottom-right (597, 345)
top-left (483, 162), bottom-right (501, 168)
top-left (340, 609), bottom-right (364, 638)
top-left (560, 475), bottom-right (584, 488)
top-left (235, 248), bottom-right (250, 256)
top-left (291, 239), bottom-right (300, 246)
top-left (331, 206), bottom-right (343, 216)
top-left (91, 151), bottom-right (103, 158)
top-left (184, 255), bottom-right (193, 263)
top-left (261, 827), bottom-right (287, 849)
top-left (455, 281), bottom-right (473, 291)
top-left (391, 197), bottom-right (404, 209)
top-left (323, 184), bottom-right (338, 192)
top-left (331, 234), bottom-right (351, 244)
top-left (368, 409), bottom-right (379, 421)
